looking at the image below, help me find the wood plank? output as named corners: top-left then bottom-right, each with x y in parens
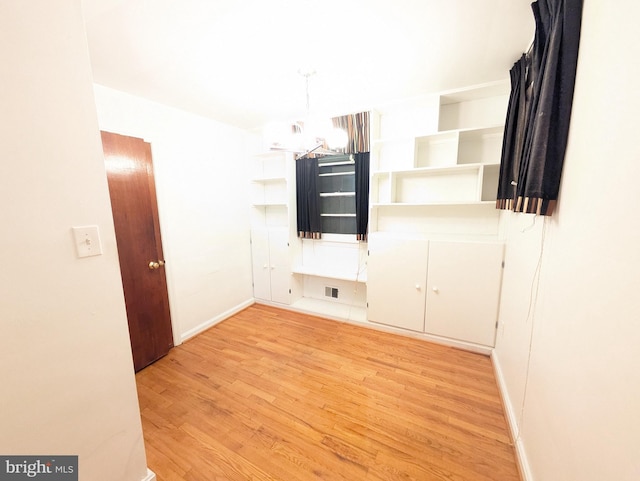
top-left (136, 304), bottom-right (520, 480)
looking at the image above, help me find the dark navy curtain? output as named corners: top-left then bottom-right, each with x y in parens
top-left (296, 157), bottom-right (321, 239)
top-left (496, 54), bottom-right (527, 211)
top-left (497, 0), bottom-right (583, 216)
top-left (354, 152), bottom-right (370, 241)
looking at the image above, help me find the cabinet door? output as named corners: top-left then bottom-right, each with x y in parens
top-left (250, 228), bottom-right (272, 301)
top-left (367, 235), bottom-right (428, 332)
top-left (267, 228), bottom-right (291, 305)
top-left (425, 241), bottom-right (504, 346)
top-left (250, 228), bottom-right (291, 304)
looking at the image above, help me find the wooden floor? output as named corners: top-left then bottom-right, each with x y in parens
top-left (136, 304), bottom-right (520, 481)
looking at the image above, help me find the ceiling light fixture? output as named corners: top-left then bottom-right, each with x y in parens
top-left (265, 69), bottom-right (348, 157)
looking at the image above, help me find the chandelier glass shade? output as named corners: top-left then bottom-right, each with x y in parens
top-left (264, 70), bottom-right (348, 155)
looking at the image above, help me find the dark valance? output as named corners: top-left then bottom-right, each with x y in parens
top-left (497, 0), bottom-right (583, 216)
top-left (332, 111), bottom-right (370, 154)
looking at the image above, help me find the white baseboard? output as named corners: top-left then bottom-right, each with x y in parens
top-left (180, 298), bottom-right (255, 343)
top-left (141, 468), bottom-right (156, 481)
top-left (491, 350), bottom-right (533, 481)
top-left (255, 299), bottom-right (493, 356)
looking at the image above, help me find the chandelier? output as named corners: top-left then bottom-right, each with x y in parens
top-left (265, 69), bottom-right (348, 156)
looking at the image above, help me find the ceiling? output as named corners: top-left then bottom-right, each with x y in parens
top-left (82, 0), bottom-right (534, 131)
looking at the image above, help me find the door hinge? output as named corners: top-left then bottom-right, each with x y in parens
top-left (501, 260), bottom-right (505, 268)
top-left (289, 289), bottom-right (291, 294)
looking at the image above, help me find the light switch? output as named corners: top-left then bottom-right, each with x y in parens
top-left (72, 225), bottom-right (103, 258)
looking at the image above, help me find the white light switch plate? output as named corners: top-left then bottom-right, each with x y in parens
top-left (72, 225), bottom-right (103, 258)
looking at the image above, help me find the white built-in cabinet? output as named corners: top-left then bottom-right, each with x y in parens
top-left (366, 236), bottom-right (429, 332)
top-left (368, 235), bottom-right (504, 347)
top-left (249, 151), bottom-right (300, 305)
top-left (250, 81), bottom-right (510, 349)
top-left (250, 227), bottom-right (292, 304)
top-left (424, 241), bottom-right (504, 346)
top-left (249, 150), bottom-right (366, 320)
top-left (366, 81), bottom-right (509, 348)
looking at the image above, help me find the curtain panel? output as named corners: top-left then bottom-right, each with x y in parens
top-left (354, 152), bottom-right (370, 241)
top-left (496, 0), bottom-right (583, 216)
top-left (496, 54), bottom-right (527, 210)
top-left (296, 157), bottom-right (321, 239)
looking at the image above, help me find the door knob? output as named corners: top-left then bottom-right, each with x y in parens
top-left (148, 260), bottom-right (165, 270)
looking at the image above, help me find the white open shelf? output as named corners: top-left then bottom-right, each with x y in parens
top-left (371, 163), bottom-right (500, 206)
top-left (290, 297), bottom-right (367, 323)
top-left (292, 265), bottom-right (367, 283)
top-left (372, 200), bottom-right (496, 207)
top-left (251, 176), bottom-right (286, 183)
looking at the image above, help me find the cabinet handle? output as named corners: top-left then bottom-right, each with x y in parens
top-left (432, 286), bottom-right (439, 293)
top-left (415, 284), bottom-right (421, 290)
top-left (263, 264), bottom-right (268, 269)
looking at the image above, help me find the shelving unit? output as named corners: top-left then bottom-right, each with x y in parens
top-left (366, 81), bottom-right (510, 348)
top-left (249, 151), bottom-right (301, 305)
top-left (249, 151), bottom-right (292, 228)
top-left (248, 81), bottom-right (511, 349)
top-left (369, 80), bottom-right (509, 235)
top-left (289, 236), bottom-right (368, 322)
top-left (249, 150), bottom-right (366, 322)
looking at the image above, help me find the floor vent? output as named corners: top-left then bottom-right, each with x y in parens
top-left (324, 286), bottom-right (339, 299)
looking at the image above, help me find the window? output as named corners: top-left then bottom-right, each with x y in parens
top-left (318, 154), bottom-right (356, 235)
top-left (295, 110), bottom-right (370, 240)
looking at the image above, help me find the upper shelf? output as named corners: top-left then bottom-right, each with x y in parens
top-left (373, 125), bottom-right (504, 172)
top-left (372, 162), bottom-right (499, 177)
top-left (251, 177), bottom-right (286, 186)
top-left (438, 82), bottom-right (510, 131)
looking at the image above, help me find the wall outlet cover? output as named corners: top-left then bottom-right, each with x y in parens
top-left (72, 225), bottom-right (103, 258)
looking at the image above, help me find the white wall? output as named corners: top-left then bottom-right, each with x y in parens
top-left (93, 86), bottom-right (255, 342)
top-left (494, 2), bottom-right (640, 480)
top-left (0, 2), bottom-right (149, 480)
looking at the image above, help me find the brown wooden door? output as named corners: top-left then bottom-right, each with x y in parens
top-left (101, 131), bottom-right (174, 372)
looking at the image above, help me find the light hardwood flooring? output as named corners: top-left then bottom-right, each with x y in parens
top-left (136, 304), bottom-right (520, 480)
